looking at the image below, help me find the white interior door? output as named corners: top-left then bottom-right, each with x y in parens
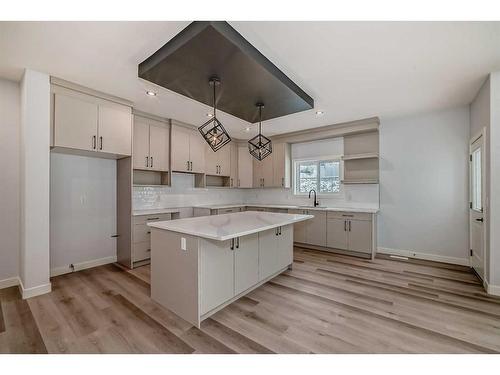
top-left (469, 132), bottom-right (485, 280)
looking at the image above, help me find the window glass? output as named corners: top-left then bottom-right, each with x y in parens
top-left (295, 159), bottom-right (340, 195)
top-left (472, 148), bottom-right (482, 211)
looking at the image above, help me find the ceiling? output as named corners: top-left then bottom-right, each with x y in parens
top-left (1, 21), bottom-right (499, 139)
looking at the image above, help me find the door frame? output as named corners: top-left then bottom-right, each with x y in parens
top-left (469, 127), bottom-right (487, 279)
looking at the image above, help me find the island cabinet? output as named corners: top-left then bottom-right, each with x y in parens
top-left (170, 123), bottom-right (206, 173)
top-left (52, 84), bottom-right (132, 158)
top-left (150, 222), bottom-right (296, 327)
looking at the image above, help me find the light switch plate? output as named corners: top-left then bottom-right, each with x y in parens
top-left (181, 237), bottom-right (187, 251)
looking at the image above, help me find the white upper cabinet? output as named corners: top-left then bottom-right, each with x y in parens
top-left (133, 116), bottom-right (169, 172)
top-left (205, 143), bottom-right (231, 177)
top-left (238, 146), bottom-right (253, 188)
top-left (54, 93), bottom-right (98, 152)
top-left (133, 118), bottom-right (150, 170)
top-left (253, 155), bottom-right (274, 187)
top-left (149, 122), bottom-right (169, 172)
top-left (98, 104), bottom-right (132, 156)
top-left (229, 143), bottom-right (238, 188)
top-left (273, 142), bottom-right (291, 188)
top-left (171, 123), bottom-right (206, 174)
top-left (170, 125), bottom-right (191, 172)
top-left (52, 87), bottom-right (132, 158)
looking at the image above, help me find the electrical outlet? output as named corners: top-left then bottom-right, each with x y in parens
top-left (181, 237), bottom-right (187, 251)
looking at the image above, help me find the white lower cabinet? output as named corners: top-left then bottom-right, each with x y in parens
top-left (234, 234), bottom-right (259, 295)
top-left (132, 213), bottom-right (171, 263)
top-left (326, 212), bottom-right (373, 254)
top-left (200, 239), bottom-right (235, 315)
top-left (200, 225), bottom-right (293, 316)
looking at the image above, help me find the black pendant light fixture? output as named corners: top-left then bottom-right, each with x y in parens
top-left (248, 103), bottom-right (272, 161)
top-left (198, 76), bottom-right (231, 152)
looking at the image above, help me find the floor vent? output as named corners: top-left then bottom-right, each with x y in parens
top-left (389, 255), bottom-right (409, 260)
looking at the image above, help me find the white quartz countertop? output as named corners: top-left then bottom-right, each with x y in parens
top-left (133, 208), bottom-right (181, 216)
top-left (148, 211), bottom-right (314, 241)
top-left (192, 203), bottom-right (378, 214)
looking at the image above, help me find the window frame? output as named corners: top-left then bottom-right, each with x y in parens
top-left (292, 155), bottom-right (343, 197)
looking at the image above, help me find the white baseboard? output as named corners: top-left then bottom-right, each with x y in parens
top-left (485, 279), bottom-right (500, 296)
top-left (0, 276), bottom-right (20, 290)
top-left (19, 279), bottom-right (52, 299)
top-left (377, 247), bottom-right (470, 266)
top-left (50, 255), bottom-right (117, 277)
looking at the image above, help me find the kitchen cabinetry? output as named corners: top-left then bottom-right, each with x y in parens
top-left (288, 209), bottom-right (307, 243)
top-left (238, 145), bottom-right (253, 188)
top-left (273, 143), bottom-right (291, 188)
top-left (171, 123), bottom-right (205, 173)
top-left (327, 212), bottom-right (372, 254)
top-left (229, 143), bottom-right (238, 188)
top-left (258, 226), bottom-right (293, 280)
top-left (52, 89), bottom-right (132, 157)
top-left (132, 213), bottom-right (172, 264)
top-left (253, 155), bottom-right (274, 188)
top-left (205, 143), bottom-right (230, 176)
top-left (133, 115), bottom-right (169, 172)
top-left (234, 234), bottom-right (259, 295)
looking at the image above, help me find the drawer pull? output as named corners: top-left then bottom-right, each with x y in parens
top-left (146, 217), bottom-right (160, 221)
top-left (342, 214), bottom-right (354, 217)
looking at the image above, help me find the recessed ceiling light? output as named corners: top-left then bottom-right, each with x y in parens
top-left (245, 127), bottom-right (250, 132)
top-left (146, 90), bottom-right (157, 97)
top-left (316, 110), bottom-right (324, 116)
top-left (206, 113), bottom-right (213, 117)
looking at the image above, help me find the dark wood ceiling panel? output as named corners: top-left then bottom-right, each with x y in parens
top-left (138, 21), bottom-right (314, 123)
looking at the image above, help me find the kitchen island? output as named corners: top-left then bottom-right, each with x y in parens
top-left (148, 211), bottom-right (313, 327)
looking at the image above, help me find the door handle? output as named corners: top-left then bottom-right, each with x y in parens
top-left (282, 177), bottom-right (284, 187)
top-left (92, 135), bottom-right (96, 150)
top-left (344, 220), bottom-right (347, 231)
top-left (236, 237), bottom-right (240, 249)
top-left (99, 136), bottom-right (103, 150)
top-left (349, 220), bottom-right (351, 231)
top-left (275, 228), bottom-right (279, 236)
top-left (151, 157), bottom-right (153, 168)
top-left (190, 161), bottom-right (193, 171)
top-left (476, 218), bottom-right (484, 222)
top-left (279, 226), bottom-right (282, 235)
top-left (145, 156), bottom-right (149, 168)
top-left (230, 238), bottom-right (234, 250)
top-left (187, 161), bottom-right (190, 171)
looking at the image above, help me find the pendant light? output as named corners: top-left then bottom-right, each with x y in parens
top-left (248, 103), bottom-right (272, 161)
top-left (198, 76), bottom-right (231, 152)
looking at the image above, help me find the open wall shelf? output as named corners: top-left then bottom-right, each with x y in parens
top-left (343, 131), bottom-right (379, 184)
top-left (133, 169), bottom-right (169, 186)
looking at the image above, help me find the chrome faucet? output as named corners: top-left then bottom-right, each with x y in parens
top-left (308, 189), bottom-right (319, 207)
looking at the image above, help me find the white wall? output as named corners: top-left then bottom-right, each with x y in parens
top-left (50, 153), bottom-right (117, 274)
top-left (19, 70), bottom-right (51, 297)
top-left (489, 72), bottom-right (500, 288)
top-left (378, 106), bottom-right (470, 264)
top-left (0, 78), bottom-right (20, 285)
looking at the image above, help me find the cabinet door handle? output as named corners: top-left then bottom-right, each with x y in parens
top-left (236, 237), bottom-right (239, 249)
top-left (146, 217), bottom-right (160, 221)
top-left (146, 249), bottom-right (151, 252)
top-left (349, 220), bottom-right (351, 231)
top-left (279, 226), bottom-right (282, 235)
top-left (282, 177), bottom-right (284, 187)
top-left (230, 238), bottom-right (234, 250)
top-left (99, 136), bottom-right (103, 150)
top-left (145, 156), bottom-right (149, 167)
top-left (275, 228), bottom-right (279, 236)
top-left (187, 161), bottom-right (190, 171)
top-left (92, 135), bottom-right (96, 150)
top-left (151, 157), bottom-right (153, 168)
top-left (190, 161), bottom-right (193, 171)
top-left (344, 220), bottom-right (347, 231)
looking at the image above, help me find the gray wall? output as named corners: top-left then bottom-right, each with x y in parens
top-left (378, 106), bottom-right (470, 263)
top-left (0, 78), bottom-right (19, 283)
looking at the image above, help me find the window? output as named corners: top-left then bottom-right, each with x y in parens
top-left (294, 159), bottom-right (341, 195)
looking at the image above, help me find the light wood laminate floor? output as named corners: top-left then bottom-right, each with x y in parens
top-left (1, 248), bottom-right (500, 353)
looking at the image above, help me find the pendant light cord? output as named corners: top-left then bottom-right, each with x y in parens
top-left (258, 105), bottom-right (262, 135)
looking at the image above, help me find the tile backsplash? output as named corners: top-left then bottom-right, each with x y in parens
top-left (133, 172), bottom-right (379, 211)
